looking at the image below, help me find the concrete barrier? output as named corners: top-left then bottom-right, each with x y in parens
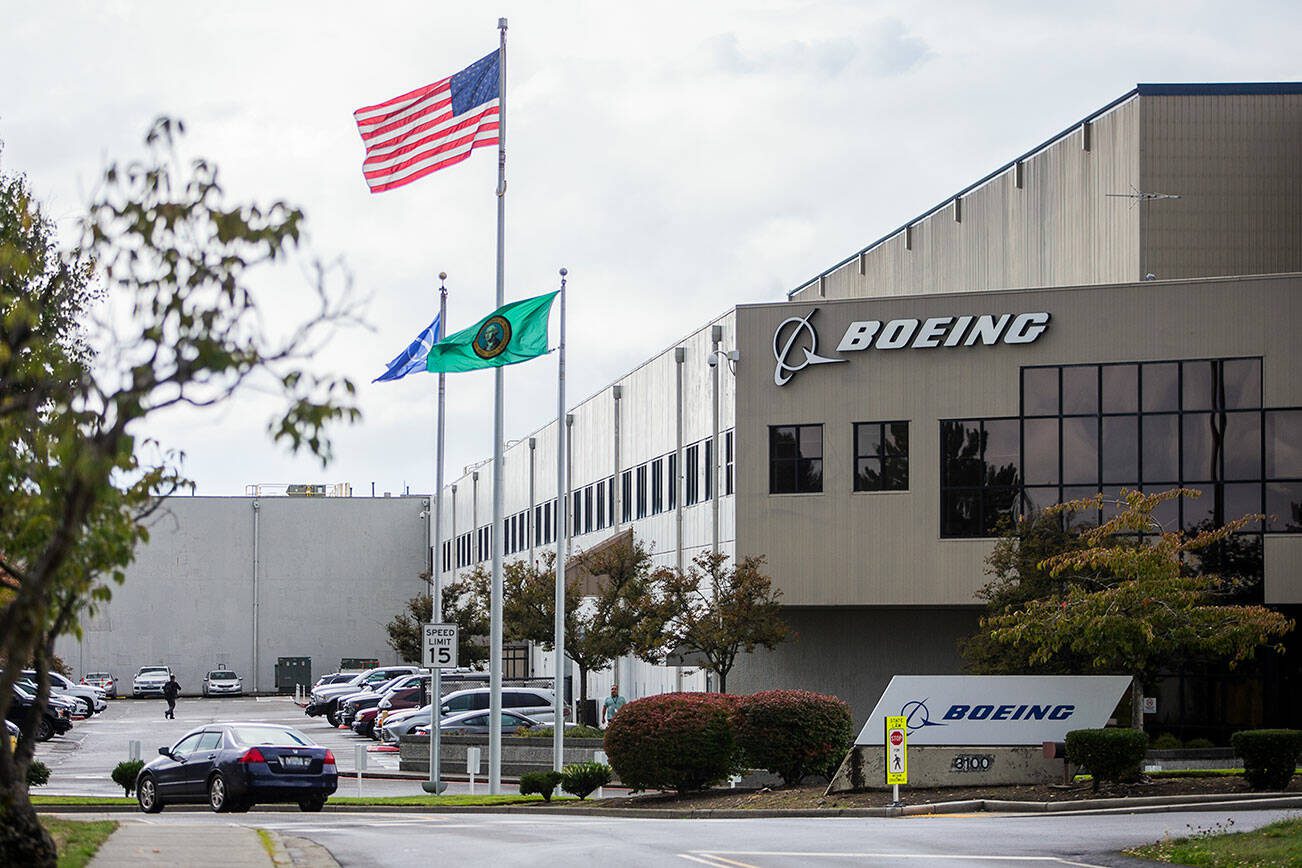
top-left (399, 734), bottom-right (610, 779)
top-left (827, 745), bottom-right (1065, 793)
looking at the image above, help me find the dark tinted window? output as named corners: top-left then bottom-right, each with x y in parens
top-left (443, 694), bottom-right (473, 712)
top-left (1022, 418), bottom-right (1059, 485)
top-left (197, 732), bottom-right (222, 751)
top-left (1222, 358), bottom-right (1261, 410)
top-left (1142, 415), bottom-right (1179, 482)
top-left (1142, 363), bottom-right (1179, 412)
top-left (1101, 364), bottom-right (1138, 414)
top-left (1061, 417), bottom-right (1098, 484)
top-left (471, 692), bottom-right (490, 710)
top-left (854, 422), bottom-right (909, 492)
top-left (1101, 416), bottom-right (1138, 484)
top-left (1266, 411), bottom-right (1302, 478)
top-left (1061, 365), bottom-right (1098, 415)
top-left (1022, 367), bottom-right (1059, 415)
top-left (1182, 360), bottom-right (1217, 411)
top-left (769, 425), bottom-right (823, 494)
top-left (171, 733), bottom-right (203, 756)
top-left (1266, 483), bottom-right (1302, 532)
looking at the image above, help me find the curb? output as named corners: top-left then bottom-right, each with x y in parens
top-left (33, 792), bottom-right (1302, 818)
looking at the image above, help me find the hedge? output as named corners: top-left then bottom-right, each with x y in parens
top-left (604, 692), bottom-right (740, 794)
top-left (111, 760), bottom-right (144, 797)
top-left (733, 689), bottom-right (853, 786)
top-left (519, 771), bottom-right (563, 802)
top-left (1230, 729), bottom-right (1302, 790)
top-left (560, 762), bottom-right (612, 800)
top-left (1065, 729), bottom-right (1148, 791)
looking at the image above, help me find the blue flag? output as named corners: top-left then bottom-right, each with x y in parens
top-left (374, 315), bottom-right (442, 382)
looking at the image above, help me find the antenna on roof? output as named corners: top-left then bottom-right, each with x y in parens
top-left (1106, 185), bottom-right (1182, 206)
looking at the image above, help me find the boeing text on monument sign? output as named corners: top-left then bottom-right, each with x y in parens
top-left (856, 675), bottom-right (1131, 746)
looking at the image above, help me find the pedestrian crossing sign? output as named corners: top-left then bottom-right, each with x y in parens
top-left (885, 715), bottom-right (908, 785)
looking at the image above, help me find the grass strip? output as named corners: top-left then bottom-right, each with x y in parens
top-left (329, 793), bottom-right (571, 806)
top-left (256, 828), bottom-right (278, 862)
top-left (33, 795), bottom-right (136, 807)
top-left (39, 817), bottom-right (119, 868)
top-left (1127, 816), bottom-right (1302, 866)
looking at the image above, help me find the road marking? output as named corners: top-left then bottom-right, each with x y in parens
top-left (694, 854), bottom-right (1108, 866)
top-left (679, 855), bottom-right (746, 868)
top-left (689, 854), bottom-right (762, 868)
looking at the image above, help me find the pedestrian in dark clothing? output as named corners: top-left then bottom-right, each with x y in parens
top-left (163, 676), bottom-right (180, 719)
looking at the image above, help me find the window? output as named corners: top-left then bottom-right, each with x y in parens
top-left (621, 470), bottom-right (632, 522)
top-left (725, 430), bottom-right (735, 495)
top-left (769, 425), bottom-right (823, 494)
top-left (854, 422), bottom-right (909, 491)
top-left (705, 439), bottom-right (714, 499)
top-left (584, 485), bottom-right (593, 534)
top-left (573, 490), bottom-right (582, 536)
top-left (171, 733), bottom-right (203, 757)
top-left (608, 477), bottom-right (616, 525)
top-left (686, 444), bottom-right (700, 504)
top-left (668, 453), bottom-right (677, 509)
top-left (636, 464), bottom-right (648, 518)
top-left (940, 418), bottom-right (1020, 536)
top-left (651, 458), bottom-right (664, 514)
top-left (534, 505), bottom-right (542, 545)
top-left (543, 501), bottom-right (552, 544)
top-left (197, 731), bottom-right (222, 751)
top-left (595, 483), bottom-right (607, 530)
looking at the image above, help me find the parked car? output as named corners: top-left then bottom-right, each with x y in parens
top-left (378, 705), bottom-right (430, 744)
top-left (7, 684), bottom-right (73, 741)
top-left (439, 686), bottom-right (568, 723)
top-left (414, 709), bottom-right (542, 737)
top-left (133, 665), bottom-right (173, 698)
top-left (350, 706), bottom-right (382, 738)
top-left (5, 719), bottom-right (18, 750)
top-left (81, 671), bottom-right (118, 698)
top-left (339, 673), bottom-right (429, 728)
top-left (311, 672), bottom-right (357, 691)
top-left (304, 666), bottom-right (421, 727)
top-left (136, 722), bottom-right (337, 814)
top-left (23, 670), bottom-right (107, 716)
top-left (202, 670), bottom-right (244, 697)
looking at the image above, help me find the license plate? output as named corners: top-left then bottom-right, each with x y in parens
top-left (281, 756), bottom-right (309, 769)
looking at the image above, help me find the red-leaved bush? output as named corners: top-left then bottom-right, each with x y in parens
top-left (603, 692), bottom-right (740, 794)
top-left (733, 689), bottom-right (854, 786)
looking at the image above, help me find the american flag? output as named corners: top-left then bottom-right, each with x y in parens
top-left (354, 50), bottom-right (501, 194)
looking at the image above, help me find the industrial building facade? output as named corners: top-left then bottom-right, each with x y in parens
top-left (69, 83), bottom-right (1302, 733)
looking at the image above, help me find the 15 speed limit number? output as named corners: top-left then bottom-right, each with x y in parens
top-left (422, 623), bottom-right (459, 669)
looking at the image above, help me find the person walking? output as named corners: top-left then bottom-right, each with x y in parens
top-left (600, 684), bottom-right (626, 728)
top-left (162, 675), bottom-right (181, 719)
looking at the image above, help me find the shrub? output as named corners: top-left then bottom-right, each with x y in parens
top-left (734, 689), bottom-right (854, 786)
top-left (111, 759), bottom-right (145, 796)
top-left (560, 762), bottom-right (612, 800)
top-left (1151, 733), bottom-right (1182, 751)
top-left (1065, 729), bottom-right (1149, 791)
top-left (604, 692), bottom-right (740, 795)
top-left (1231, 729), bottom-right (1302, 790)
top-left (1185, 737), bottom-right (1216, 750)
top-left (519, 770), bottom-right (563, 802)
top-left (26, 760), bottom-right (49, 788)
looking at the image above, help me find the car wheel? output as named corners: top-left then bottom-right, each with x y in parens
top-left (79, 697), bottom-right (94, 717)
top-left (208, 773), bottom-right (232, 813)
top-left (137, 775), bottom-right (164, 814)
top-left (35, 717), bottom-right (53, 742)
top-left (298, 795), bottom-right (326, 812)
top-left (325, 709), bottom-right (339, 728)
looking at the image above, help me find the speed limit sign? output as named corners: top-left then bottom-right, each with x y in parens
top-left (422, 623), bottom-right (459, 669)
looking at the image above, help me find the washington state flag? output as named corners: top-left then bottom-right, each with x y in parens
top-left (425, 291), bottom-right (559, 373)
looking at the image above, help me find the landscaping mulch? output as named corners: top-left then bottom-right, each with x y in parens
top-left (592, 776), bottom-right (1302, 811)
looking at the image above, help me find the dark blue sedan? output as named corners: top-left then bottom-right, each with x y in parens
top-left (136, 723), bottom-right (337, 813)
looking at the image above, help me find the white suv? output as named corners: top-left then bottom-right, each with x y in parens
top-left (132, 665), bottom-right (173, 697)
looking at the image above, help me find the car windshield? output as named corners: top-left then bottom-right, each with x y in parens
top-left (209, 671), bottom-right (237, 679)
top-left (139, 667), bottom-right (168, 675)
top-left (228, 726), bottom-right (314, 747)
top-left (86, 673), bottom-right (110, 679)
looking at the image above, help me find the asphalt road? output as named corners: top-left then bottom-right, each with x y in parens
top-left (51, 807), bottom-right (1300, 867)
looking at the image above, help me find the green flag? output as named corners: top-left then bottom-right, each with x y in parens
top-left (426, 290), bottom-right (559, 373)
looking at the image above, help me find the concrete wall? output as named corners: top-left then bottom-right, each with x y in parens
top-left (59, 495), bottom-right (430, 693)
top-left (729, 608), bottom-right (980, 727)
top-left (735, 273), bottom-right (1302, 608)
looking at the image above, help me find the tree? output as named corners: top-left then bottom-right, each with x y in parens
top-left (656, 551), bottom-right (790, 693)
top-left (981, 489), bottom-right (1294, 728)
top-left (505, 539), bottom-right (665, 711)
top-left (0, 120), bottom-right (358, 865)
top-left (386, 568), bottom-right (490, 667)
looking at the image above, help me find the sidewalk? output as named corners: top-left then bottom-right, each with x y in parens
top-left (89, 822), bottom-right (337, 867)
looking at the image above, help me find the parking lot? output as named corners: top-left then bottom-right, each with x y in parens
top-left (32, 693), bottom-right (483, 799)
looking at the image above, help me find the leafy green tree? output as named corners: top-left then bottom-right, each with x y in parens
top-left (981, 489), bottom-right (1294, 728)
top-left (655, 551), bottom-right (789, 694)
top-left (505, 539), bottom-right (665, 711)
top-left (0, 119), bottom-right (358, 865)
top-left (386, 568), bottom-right (490, 666)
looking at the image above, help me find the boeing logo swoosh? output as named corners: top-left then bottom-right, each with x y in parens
top-left (901, 699), bottom-right (947, 734)
top-left (772, 308), bottom-right (846, 386)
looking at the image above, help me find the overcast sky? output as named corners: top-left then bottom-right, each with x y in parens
top-left (3, 1), bottom-right (1298, 496)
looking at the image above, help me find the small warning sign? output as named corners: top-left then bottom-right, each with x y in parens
top-left (885, 715), bottom-right (908, 786)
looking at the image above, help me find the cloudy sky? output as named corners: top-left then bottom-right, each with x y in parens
top-left (2, 1), bottom-right (1297, 496)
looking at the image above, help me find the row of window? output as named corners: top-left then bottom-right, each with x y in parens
top-left (442, 430), bottom-right (736, 570)
top-left (769, 423), bottom-right (910, 494)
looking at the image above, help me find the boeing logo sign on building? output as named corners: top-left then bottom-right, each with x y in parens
top-left (773, 307), bottom-right (1052, 386)
top-left (856, 675), bottom-right (1131, 746)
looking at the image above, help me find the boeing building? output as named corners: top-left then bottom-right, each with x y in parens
top-left (68, 83), bottom-right (1302, 737)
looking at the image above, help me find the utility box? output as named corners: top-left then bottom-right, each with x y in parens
top-left (274, 657), bottom-right (312, 695)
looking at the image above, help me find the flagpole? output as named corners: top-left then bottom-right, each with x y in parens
top-left (553, 268), bottom-right (568, 772)
top-left (423, 274), bottom-right (449, 795)
top-left (488, 15), bottom-right (508, 795)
